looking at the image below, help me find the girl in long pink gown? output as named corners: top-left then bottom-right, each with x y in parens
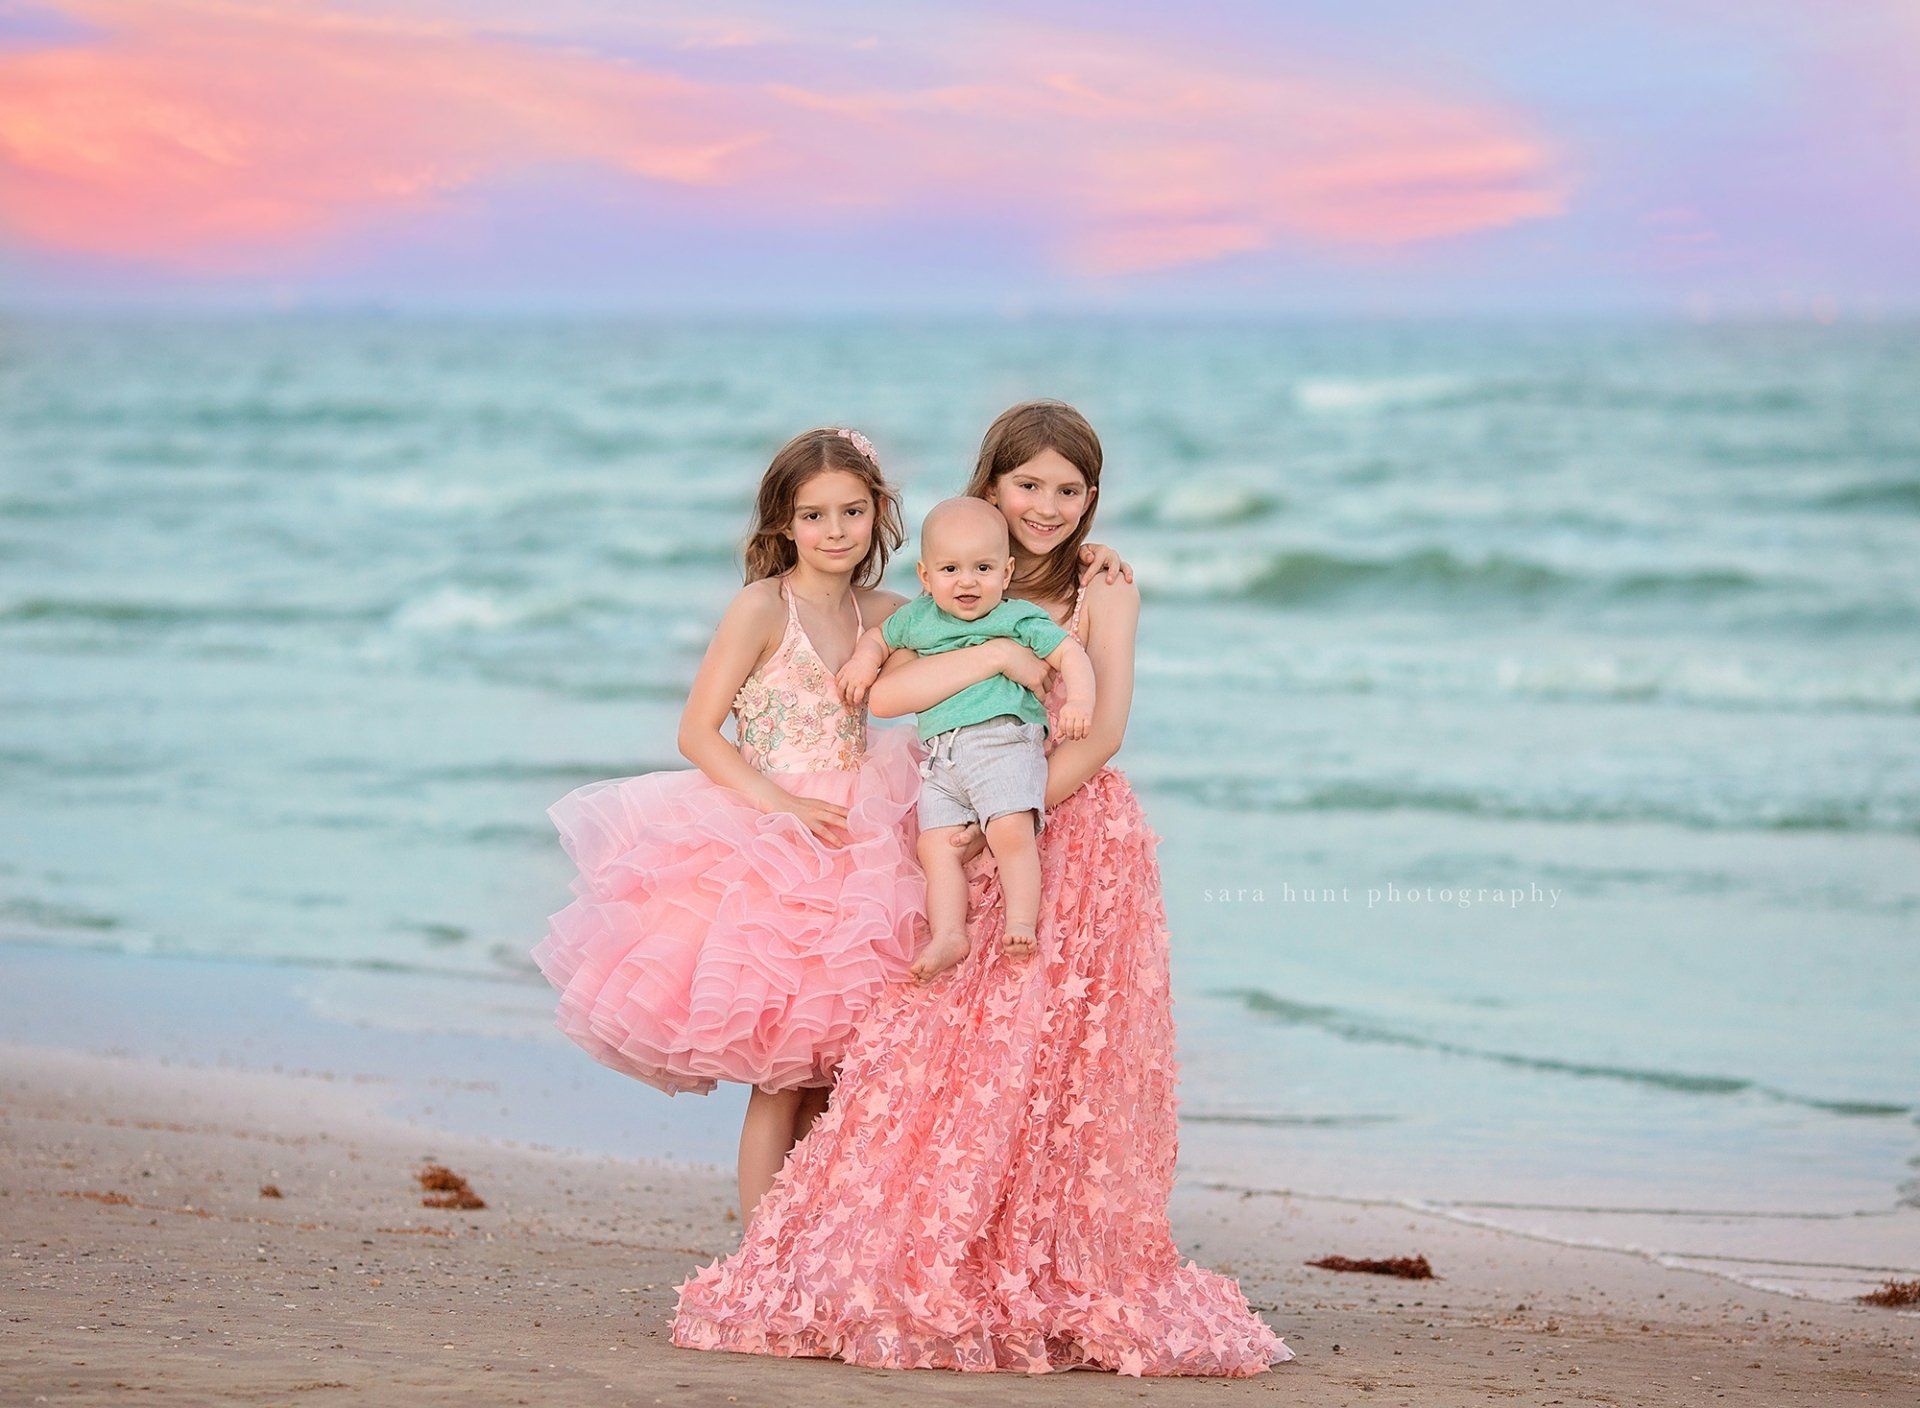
top-left (671, 402), bottom-right (1294, 1377)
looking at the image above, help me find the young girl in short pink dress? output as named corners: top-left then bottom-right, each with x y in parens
top-left (531, 427), bottom-right (928, 1219)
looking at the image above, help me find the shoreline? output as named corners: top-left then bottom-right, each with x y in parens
top-left (4, 937), bottom-right (1915, 1308)
top-left (5, 1039), bottom-right (1916, 1405)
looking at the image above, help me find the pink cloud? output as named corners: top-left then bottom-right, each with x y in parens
top-left (0, 1), bottom-right (1568, 276)
top-left (776, 26), bottom-right (1569, 274)
top-left (0, 0), bottom-right (768, 267)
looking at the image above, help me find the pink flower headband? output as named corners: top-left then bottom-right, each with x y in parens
top-left (833, 427), bottom-right (878, 466)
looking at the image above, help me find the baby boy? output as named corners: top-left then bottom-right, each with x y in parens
top-left (836, 497), bottom-right (1095, 982)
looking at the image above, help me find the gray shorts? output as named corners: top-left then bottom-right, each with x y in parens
top-left (918, 714), bottom-right (1048, 834)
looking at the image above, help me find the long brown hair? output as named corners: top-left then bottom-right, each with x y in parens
top-left (964, 400), bottom-right (1103, 608)
top-left (743, 428), bottom-right (904, 587)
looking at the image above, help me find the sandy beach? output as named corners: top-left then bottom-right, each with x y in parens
top-left (8, 1), bottom-right (1920, 1398)
top-left (4, 1034), bottom-right (1915, 1407)
top-left (10, 312), bottom-right (1920, 1404)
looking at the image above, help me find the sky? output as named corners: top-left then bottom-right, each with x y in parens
top-left (1, 0), bottom-right (1916, 316)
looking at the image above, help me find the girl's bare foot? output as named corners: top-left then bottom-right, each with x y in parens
top-left (1001, 930), bottom-right (1036, 960)
top-left (909, 931), bottom-right (970, 984)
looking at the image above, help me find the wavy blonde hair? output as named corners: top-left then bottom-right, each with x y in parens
top-left (743, 428), bottom-right (904, 587)
top-left (963, 400), bottom-right (1103, 607)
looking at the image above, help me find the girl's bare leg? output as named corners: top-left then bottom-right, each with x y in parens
top-left (738, 1085), bottom-right (807, 1220)
top-left (794, 1084), bottom-right (832, 1142)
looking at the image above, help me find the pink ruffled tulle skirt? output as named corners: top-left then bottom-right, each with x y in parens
top-left (530, 725), bottom-right (927, 1095)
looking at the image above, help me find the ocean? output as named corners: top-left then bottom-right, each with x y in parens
top-left (3, 312), bottom-right (1916, 1302)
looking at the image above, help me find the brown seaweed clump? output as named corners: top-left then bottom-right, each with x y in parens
top-left (1307, 1253), bottom-right (1436, 1280)
top-left (423, 1187), bottom-right (486, 1210)
top-left (1858, 1278), bottom-right (1920, 1307)
top-left (259, 1184), bottom-right (283, 1198)
top-left (415, 1162), bottom-right (487, 1210)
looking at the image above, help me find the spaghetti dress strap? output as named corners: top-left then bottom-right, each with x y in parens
top-left (770, 575), bottom-right (802, 659)
top-left (1067, 580), bottom-right (1089, 640)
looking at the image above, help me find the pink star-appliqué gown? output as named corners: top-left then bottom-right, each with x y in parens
top-left (531, 578), bottom-right (927, 1095)
top-left (671, 582), bottom-right (1294, 1376)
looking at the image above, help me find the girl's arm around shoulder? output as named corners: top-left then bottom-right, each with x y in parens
top-left (1078, 541), bottom-right (1135, 585)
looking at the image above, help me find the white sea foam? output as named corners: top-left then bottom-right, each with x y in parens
top-left (1141, 642), bottom-right (1920, 715)
top-left (1294, 374), bottom-right (1465, 413)
top-left (1154, 481), bottom-right (1279, 527)
top-left (337, 477), bottom-right (512, 512)
top-left (388, 587), bottom-right (527, 633)
top-left (1403, 1198), bottom-right (1920, 1308)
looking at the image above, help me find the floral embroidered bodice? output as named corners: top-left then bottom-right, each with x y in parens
top-left (732, 578), bottom-right (869, 775)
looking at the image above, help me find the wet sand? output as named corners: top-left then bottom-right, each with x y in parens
top-left (4, 1041), bottom-right (1915, 1406)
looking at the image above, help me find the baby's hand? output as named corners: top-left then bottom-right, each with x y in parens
top-left (835, 656), bottom-right (881, 708)
top-left (1056, 702), bottom-right (1092, 741)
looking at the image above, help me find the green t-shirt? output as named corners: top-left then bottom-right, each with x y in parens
top-left (881, 593), bottom-right (1070, 741)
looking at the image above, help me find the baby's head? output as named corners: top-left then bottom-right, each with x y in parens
top-left (916, 497), bottom-right (1014, 621)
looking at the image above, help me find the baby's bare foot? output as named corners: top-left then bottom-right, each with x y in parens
top-left (910, 932), bottom-right (970, 984)
top-left (1001, 930), bottom-right (1036, 960)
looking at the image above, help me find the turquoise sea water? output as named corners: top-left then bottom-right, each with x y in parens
top-left (3, 313), bottom-right (1916, 1299)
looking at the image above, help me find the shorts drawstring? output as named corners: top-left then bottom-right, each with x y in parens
top-left (919, 727), bottom-right (962, 779)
